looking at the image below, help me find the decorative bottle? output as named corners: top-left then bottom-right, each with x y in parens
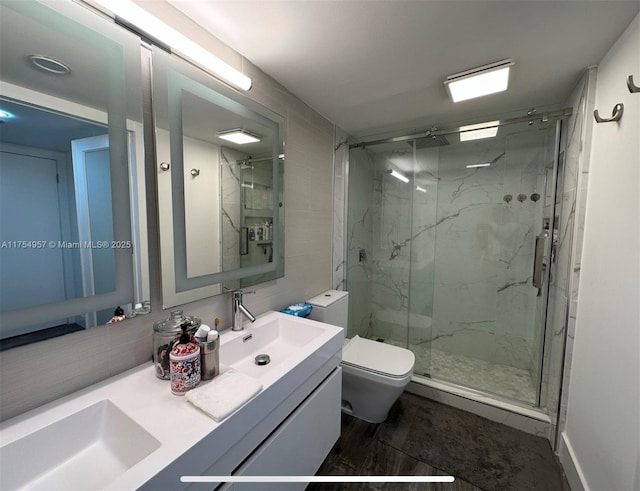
top-left (169, 322), bottom-right (201, 395)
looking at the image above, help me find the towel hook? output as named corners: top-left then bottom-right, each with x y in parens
top-left (628, 75), bottom-right (640, 93)
top-left (594, 103), bottom-right (624, 123)
top-left (190, 168), bottom-right (200, 177)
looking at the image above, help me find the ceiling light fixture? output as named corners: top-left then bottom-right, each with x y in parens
top-left (466, 163), bottom-right (492, 169)
top-left (28, 55), bottom-right (71, 75)
top-left (0, 109), bottom-right (15, 119)
top-left (416, 186), bottom-right (427, 193)
top-left (92, 0), bottom-right (252, 91)
top-left (459, 121), bottom-right (500, 141)
top-left (445, 59), bottom-right (513, 103)
top-left (217, 129), bottom-right (261, 144)
top-left (390, 170), bottom-right (409, 183)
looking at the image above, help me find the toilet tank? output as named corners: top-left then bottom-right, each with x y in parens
top-left (306, 290), bottom-right (349, 330)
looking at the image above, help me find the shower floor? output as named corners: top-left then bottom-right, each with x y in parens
top-left (382, 339), bottom-right (537, 405)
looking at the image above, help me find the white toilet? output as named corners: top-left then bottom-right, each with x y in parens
top-left (307, 290), bottom-right (415, 423)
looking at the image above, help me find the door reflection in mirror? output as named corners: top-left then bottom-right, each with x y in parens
top-left (0, 99), bottom-right (146, 344)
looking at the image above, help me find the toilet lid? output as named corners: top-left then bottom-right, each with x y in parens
top-left (342, 335), bottom-right (415, 378)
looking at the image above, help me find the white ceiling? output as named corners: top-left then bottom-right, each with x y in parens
top-left (168, 0), bottom-right (638, 139)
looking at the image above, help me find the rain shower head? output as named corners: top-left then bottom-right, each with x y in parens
top-left (414, 134), bottom-right (450, 149)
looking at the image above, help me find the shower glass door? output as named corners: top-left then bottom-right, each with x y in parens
top-left (347, 120), bottom-right (559, 406)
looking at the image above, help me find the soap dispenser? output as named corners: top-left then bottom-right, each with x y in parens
top-left (169, 322), bottom-right (201, 395)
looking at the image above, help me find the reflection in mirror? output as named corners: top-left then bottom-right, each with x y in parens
top-left (0, 0), bottom-right (149, 349)
top-left (154, 47), bottom-right (284, 309)
top-left (220, 153), bottom-right (285, 290)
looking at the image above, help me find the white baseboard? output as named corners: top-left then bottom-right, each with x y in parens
top-left (558, 432), bottom-right (588, 491)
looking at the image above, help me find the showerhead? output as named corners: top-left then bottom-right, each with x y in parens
top-left (414, 134), bottom-right (450, 149)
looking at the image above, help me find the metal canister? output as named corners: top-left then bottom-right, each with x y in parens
top-left (152, 309), bottom-right (201, 379)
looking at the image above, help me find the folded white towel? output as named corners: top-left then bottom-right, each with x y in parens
top-left (186, 370), bottom-right (262, 422)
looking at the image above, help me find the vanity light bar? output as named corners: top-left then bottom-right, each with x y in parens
top-left (390, 170), bottom-right (409, 183)
top-left (91, 0), bottom-right (252, 91)
top-left (466, 163), bottom-right (491, 169)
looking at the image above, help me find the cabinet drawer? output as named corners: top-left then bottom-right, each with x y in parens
top-left (223, 367), bottom-right (341, 490)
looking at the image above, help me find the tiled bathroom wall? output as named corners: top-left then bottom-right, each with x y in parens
top-left (332, 127), bottom-right (349, 291)
top-left (428, 129), bottom-right (552, 373)
top-left (345, 147), bottom-right (375, 339)
top-left (541, 68), bottom-right (596, 431)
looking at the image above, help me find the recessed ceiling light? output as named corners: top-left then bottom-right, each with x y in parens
top-left (217, 129), bottom-right (261, 145)
top-left (466, 163), bottom-right (492, 169)
top-left (445, 59), bottom-right (513, 103)
top-left (27, 54), bottom-right (71, 75)
top-left (459, 121), bottom-right (500, 141)
top-left (390, 170), bottom-right (409, 183)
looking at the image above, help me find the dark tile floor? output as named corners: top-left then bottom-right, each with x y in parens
top-left (309, 393), bottom-right (570, 491)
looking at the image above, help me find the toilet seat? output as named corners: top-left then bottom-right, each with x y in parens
top-left (342, 335), bottom-right (415, 379)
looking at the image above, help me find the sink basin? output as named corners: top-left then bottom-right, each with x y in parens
top-left (220, 313), bottom-right (332, 380)
top-left (0, 400), bottom-right (160, 490)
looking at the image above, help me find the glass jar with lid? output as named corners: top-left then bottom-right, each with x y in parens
top-left (153, 309), bottom-right (201, 379)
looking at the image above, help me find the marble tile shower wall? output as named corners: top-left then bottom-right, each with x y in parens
top-left (347, 127), bottom-right (555, 375)
top-left (220, 147), bottom-right (245, 273)
top-left (541, 69), bottom-right (596, 428)
top-left (430, 131), bottom-right (550, 372)
top-left (332, 127), bottom-right (349, 292)
top-left (346, 147), bottom-right (375, 339)
top-left (370, 146), bottom-right (415, 341)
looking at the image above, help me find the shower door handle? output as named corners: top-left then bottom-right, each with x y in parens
top-left (532, 230), bottom-right (550, 288)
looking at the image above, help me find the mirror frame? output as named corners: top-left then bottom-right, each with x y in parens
top-left (152, 47), bottom-right (284, 308)
top-left (0, 0), bottom-right (149, 345)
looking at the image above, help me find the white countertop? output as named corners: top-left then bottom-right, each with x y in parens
top-left (1, 363), bottom-right (220, 490)
top-left (0, 311), bottom-right (344, 490)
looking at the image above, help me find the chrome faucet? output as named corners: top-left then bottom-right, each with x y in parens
top-left (232, 289), bottom-right (256, 331)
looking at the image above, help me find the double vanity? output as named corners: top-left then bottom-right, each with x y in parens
top-left (0, 313), bottom-right (343, 490)
top-left (0, 2), bottom-right (339, 489)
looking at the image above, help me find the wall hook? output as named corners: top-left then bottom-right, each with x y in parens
top-left (190, 168), bottom-right (200, 177)
top-left (627, 75), bottom-right (640, 93)
top-left (593, 103), bottom-right (624, 123)
top-left (159, 162), bottom-right (170, 171)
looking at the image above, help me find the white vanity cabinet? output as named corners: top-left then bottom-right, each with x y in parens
top-left (140, 362), bottom-right (342, 491)
top-left (224, 367), bottom-right (341, 490)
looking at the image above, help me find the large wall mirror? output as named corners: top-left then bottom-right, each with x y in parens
top-left (0, 0), bottom-right (149, 349)
top-left (153, 47), bottom-right (284, 309)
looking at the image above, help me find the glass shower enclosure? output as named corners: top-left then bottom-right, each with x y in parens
top-left (346, 119), bottom-right (561, 407)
